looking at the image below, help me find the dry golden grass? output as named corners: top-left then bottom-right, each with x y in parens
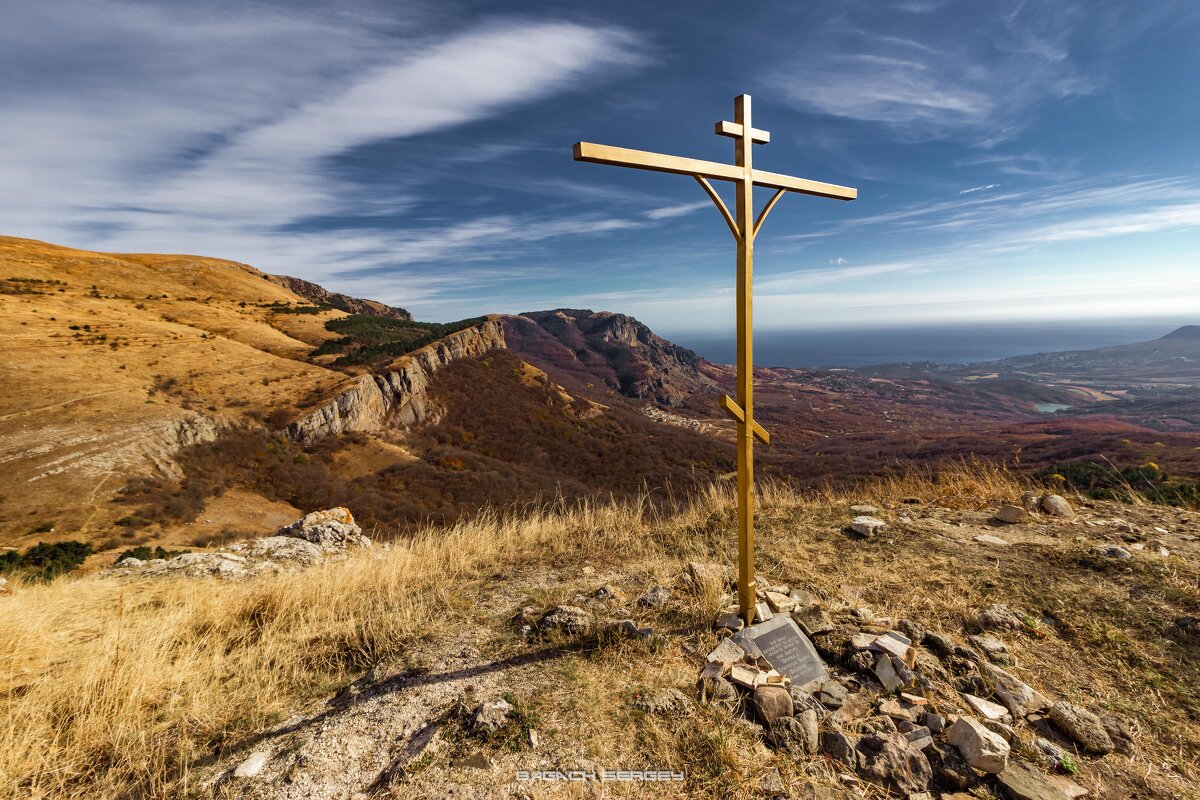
top-left (1, 463), bottom-right (1197, 799)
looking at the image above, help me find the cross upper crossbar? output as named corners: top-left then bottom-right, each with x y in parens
top-left (572, 142), bottom-right (857, 202)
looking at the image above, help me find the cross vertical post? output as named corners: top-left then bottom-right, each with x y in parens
top-left (733, 94), bottom-right (757, 623)
top-left (573, 95), bottom-right (856, 626)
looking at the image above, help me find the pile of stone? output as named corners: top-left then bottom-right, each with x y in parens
top-left (108, 507), bottom-right (370, 579)
top-left (692, 584), bottom-right (1117, 798)
top-left (993, 493), bottom-right (1075, 524)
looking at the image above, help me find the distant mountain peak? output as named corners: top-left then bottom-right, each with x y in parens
top-left (502, 308), bottom-right (718, 405)
top-left (1160, 325), bottom-right (1200, 341)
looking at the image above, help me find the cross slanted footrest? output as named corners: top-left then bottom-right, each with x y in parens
top-left (719, 395), bottom-right (770, 445)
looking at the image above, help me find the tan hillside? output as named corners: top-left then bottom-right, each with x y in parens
top-left (1, 467), bottom-right (1197, 799)
top-left (0, 236), bottom-right (356, 548)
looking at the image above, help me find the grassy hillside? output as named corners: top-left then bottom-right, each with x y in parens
top-left (0, 236), bottom-right (351, 548)
top-left (2, 465), bottom-right (1197, 799)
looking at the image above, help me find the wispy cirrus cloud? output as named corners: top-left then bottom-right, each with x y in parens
top-left (644, 200), bottom-right (711, 220)
top-left (960, 184), bottom-right (1000, 195)
top-left (771, 0), bottom-right (1117, 144)
top-left (0, 0), bottom-right (650, 314)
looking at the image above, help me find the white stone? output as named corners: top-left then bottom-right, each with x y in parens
top-left (233, 751), bottom-right (269, 779)
top-left (975, 534), bottom-right (1011, 546)
top-left (947, 716), bottom-right (1010, 774)
top-left (706, 638), bottom-right (745, 668)
top-left (850, 515), bottom-right (887, 537)
top-left (964, 694), bottom-right (1011, 722)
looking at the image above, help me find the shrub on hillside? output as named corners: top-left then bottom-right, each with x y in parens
top-left (0, 541), bottom-right (93, 581)
top-left (115, 546), bottom-right (189, 563)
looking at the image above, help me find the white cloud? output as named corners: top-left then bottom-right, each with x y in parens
top-left (645, 200), bottom-right (711, 220)
top-left (0, 2), bottom-right (647, 316)
top-left (960, 183), bottom-right (1000, 195)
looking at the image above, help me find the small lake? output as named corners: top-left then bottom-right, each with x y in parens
top-left (1034, 403), bottom-right (1072, 413)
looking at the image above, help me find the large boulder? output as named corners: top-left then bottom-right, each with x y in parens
top-left (279, 507), bottom-right (370, 551)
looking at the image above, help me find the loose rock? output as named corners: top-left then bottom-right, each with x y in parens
top-left (753, 685), bottom-right (794, 727)
top-left (850, 515), bottom-right (887, 537)
top-left (927, 742), bottom-right (976, 791)
top-left (638, 585), bottom-right (672, 609)
top-left (1040, 495), bottom-right (1075, 518)
top-left (979, 603), bottom-right (1026, 631)
top-left (233, 751), bottom-right (269, 779)
top-left (820, 729), bottom-right (859, 769)
top-left (471, 698), bottom-right (513, 735)
top-left (997, 759), bottom-right (1088, 800)
top-left (993, 505), bottom-right (1031, 524)
top-left (632, 688), bottom-right (694, 718)
top-left (981, 663), bottom-right (1050, 718)
top-left (714, 611), bottom-right (745, 634)
top-left (536, 605), bottom-right (592, 635)
top-left (1096, 545), bottom-right (1132, 560)
top-left (1048, 701), bottom-right (1114, 754)
top-left (816, 679), bottom-right (848, 709)
top-left (855, 732), bottom-right (932, 795)
top-left (947, 716), bottom-right (1011, 773)
top-left (769, 712), bottom-right (818, 755)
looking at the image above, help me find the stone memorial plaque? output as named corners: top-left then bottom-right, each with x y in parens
top-left (737, 615), bottom-right (825, 686)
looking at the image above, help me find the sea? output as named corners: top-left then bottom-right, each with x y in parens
top-left (673, 320), bottom-right (1188, 369)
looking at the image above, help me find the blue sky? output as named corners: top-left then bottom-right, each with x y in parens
top-left (3, 0), bottom-right (1199, 337)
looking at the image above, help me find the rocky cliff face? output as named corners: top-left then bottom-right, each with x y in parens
top-left (503, 309), bottom-right (719, 406)
top-left (265, 274), bottom-right (413, 320)
top-left (287, 317), bottom-right (506, 442)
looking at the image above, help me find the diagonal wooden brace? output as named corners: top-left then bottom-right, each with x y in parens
top-left (719, 395), bottom-right (770, 445)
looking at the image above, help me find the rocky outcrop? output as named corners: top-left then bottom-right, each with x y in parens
top-left (286, 318), bottom-right (506, 442)
top-left (109, 507), bottom-right (369, 579)
top-left (264, 274), bottom-right (412, 320)
top-left (503, 309), bottom-right (719, 406)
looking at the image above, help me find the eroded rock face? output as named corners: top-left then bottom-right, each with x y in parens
top-left (264, 274), bottom-right (413, 320)
top-left (287, 318), bottom-right (506, 442)
top-left (502, 310), bottom-right (719, 406)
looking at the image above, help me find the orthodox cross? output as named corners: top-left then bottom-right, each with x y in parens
top-left (573, 94), bottom-right (857, 625)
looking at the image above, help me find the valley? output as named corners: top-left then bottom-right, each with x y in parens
top-left (2, 236), bottom-right (1197, 566)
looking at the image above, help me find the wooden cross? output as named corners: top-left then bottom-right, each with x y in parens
top-left (574, 94), bottom-right (857, 625)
